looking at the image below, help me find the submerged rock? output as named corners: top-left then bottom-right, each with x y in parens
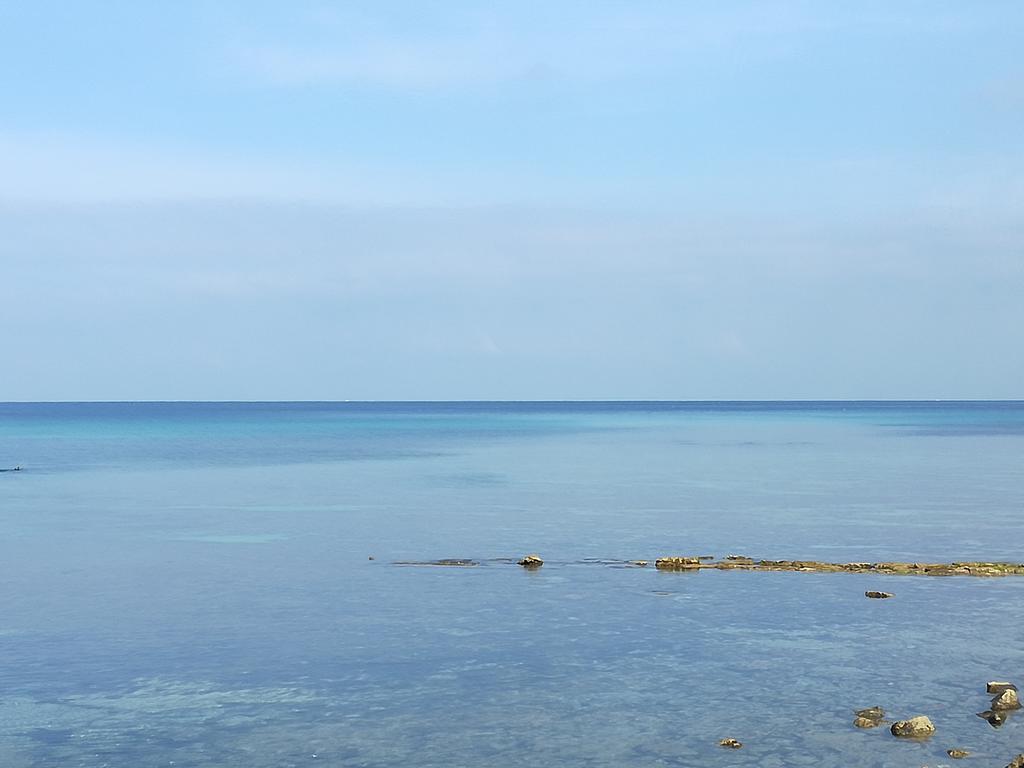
top-left (718, 738), bottom-right (742, 749)
top-left (395, 558), bottom-right (478, 567)
top-left (632, 560), bottom-right (649, 567)
top-left (865, 591), bottom-right (893, 599)
top-left (977, 710), bottom-right (1006, 727)
top-left (890, 716), bottom-right (935, 738)
top-left (517, 554), bottom-right (544, 568)
top-left (854, 706), bottom-right (885, 729)
top-left (856, 706), bottom-right (885, 719)
top-left (988, 681), bottom-right (1018, 695)
top-left (947, 749), bottom-right (970, 759)
top-left (992, 688), bottom-right (1021, 710)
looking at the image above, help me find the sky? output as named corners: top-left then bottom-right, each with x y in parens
top-left (1, 1), bottom-right (1021, 400)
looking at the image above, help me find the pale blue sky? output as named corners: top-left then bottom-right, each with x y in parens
top-left (1, 1), bottom-right (1021, 399)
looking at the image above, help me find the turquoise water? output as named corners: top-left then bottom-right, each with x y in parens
top-left (1, 401), bottom-right (1024, 767)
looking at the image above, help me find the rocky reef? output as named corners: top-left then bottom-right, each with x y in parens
top-left (653, 556), bottom-right (1024, 577)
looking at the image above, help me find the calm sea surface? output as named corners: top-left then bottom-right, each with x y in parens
top-left (2, 401), bottom-right (1024, 767)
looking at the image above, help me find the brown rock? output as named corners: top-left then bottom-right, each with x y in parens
top-left (517, 554), bottom-right (543, 568)
top-left (992, 688), bottom-right (1021, 710)
top-left (988, 681), bottom-right (1018, 695)
top-left (865, 591), bottom-right (893, 599)
top-left (655, 557), bottom-right (702, 570)
top-left (947, 749), bottom-right (970, 759)
top-left (854, 716), bottom-right (882, 728)
top-left (890, 716), bottom-right (935, 738)
top-left (718, 738), bottom-right (742, 749)
top-left (1007, 755), bottom-right (1024, 768)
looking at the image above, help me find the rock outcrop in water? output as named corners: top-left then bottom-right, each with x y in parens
top-left (947, 748), bottom-right (970, 759)
top-left (992, 687), bottom-right (1021, 711)
top-left (653, 556), bottom-right (1024, 577)
top-left (718, 738), bottom-right (742, 749)
top-left (854, 706), bottom-right (885, 728)
top-left (864, 591), bottom-right (893, 598)
top-left (890, 715), bottom-right (935, 738)
top-left (978, 709), bottom-right (1007, 727)
top-left (1006, 755), bottom-right (1024, 768)
top-left (399, 554), bottom-right (1024, 578)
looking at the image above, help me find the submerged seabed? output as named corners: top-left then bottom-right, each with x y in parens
top-left (1, 401), bottom-right (1024, 767)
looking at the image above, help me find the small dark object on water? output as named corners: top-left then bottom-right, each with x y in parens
top-left (865, 591), bottom-right (893, 599)
top-left (517, 554), bottom-right (543, 568)
top-left (718, 738), bottom-right (742, 749)
top-left (947, 749), bottom-right (970, 759)
top-left (368, 556), bottom-right (375, 560)
top-left (977, 709), bottom-right (1006, 727)
top-left (0, 465), bottom-right (22, 472)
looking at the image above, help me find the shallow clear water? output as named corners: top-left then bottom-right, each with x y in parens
top-left (1, 401), bottom-right (1024, 767)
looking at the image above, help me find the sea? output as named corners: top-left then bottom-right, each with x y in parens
top-left (1, 401), bottom-right (1023, 768)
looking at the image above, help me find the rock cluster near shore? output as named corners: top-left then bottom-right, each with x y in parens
top-left (978, 681), bottom-right (1021, 727)
top-left (395, 550), bottom-right (1024, 763)
top-left (395, 553), bottom-right (1024, 578)
top-left (654, 556), bottom-right (1024, 577)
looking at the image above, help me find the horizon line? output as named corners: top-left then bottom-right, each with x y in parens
top-left (2, 399), bottom-right (1022, 405)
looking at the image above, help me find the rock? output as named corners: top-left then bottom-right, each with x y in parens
top-left (655, 557), bottom-right (702, 570)
top-left (633, 560), bottom-right (648, 567)
top-left (1007, 755), bottom-right (1024, 768)
top-left (988, 681), bottom-right (1018, 695)
top-left (718, 738), bottom-right (742, 749)
top-left (855, 706), bottom-right (885, 719)
top-left (977, 710), bottom-right (1005, 727)
top-left (517, 554), bottom-right (543, 568)
top-left (854, 716), bottom-right (882, 728)
top-left (865, 591), bottom-right (893, 599)
top-left (992, 688), bottom-right (1021, 710)
top-left (890, 716), bottom-right (935, 738)
top-left (368, 556), bottom-right (375, 560)
top-left (947, 749), bottom-right (970, 759)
